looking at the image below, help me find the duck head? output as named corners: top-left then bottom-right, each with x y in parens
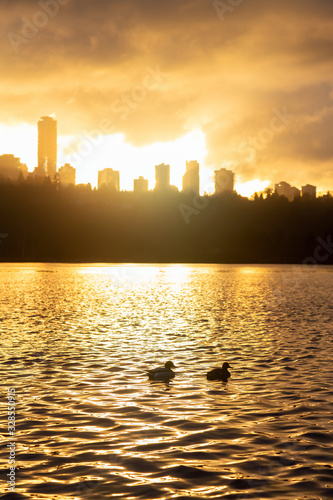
top-left (222, 362), bottom-right (231, 369)
top-left (165, 361), bottom-right (175, 369)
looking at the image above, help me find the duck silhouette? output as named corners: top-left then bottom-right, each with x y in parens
top-left (207, 362), bottom-right (231, 382)
top-left (148, 361), bottom-right (176, 380)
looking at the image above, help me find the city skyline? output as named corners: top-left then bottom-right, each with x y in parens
top-left (0, 150), bottom-right (320, 201)
top-left (0, 115), bottom-right (328, 196)
top-left (0, 118), bottom-right (267, 196)
top-left (1, 1), bottom-right (333, 196)
top-left (1, 3), bottom-right (333, 500)
top-left (37, 116), bottom-right (57, 179)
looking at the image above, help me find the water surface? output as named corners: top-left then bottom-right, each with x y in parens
top-left (1, 264), bottom-right (333, 499)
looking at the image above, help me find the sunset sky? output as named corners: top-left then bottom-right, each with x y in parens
top-left (1, 0), bottom-right (333, 194)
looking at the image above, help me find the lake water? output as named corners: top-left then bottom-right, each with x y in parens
top-left (1, 263), bottom-right (333, 500)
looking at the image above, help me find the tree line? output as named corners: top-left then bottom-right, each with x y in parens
top-left (0, 178), bottom-right (332, 264)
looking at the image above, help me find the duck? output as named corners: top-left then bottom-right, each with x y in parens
top-left (148, 361), bottom-right (176, 380)
top-left (207, 362), bottom-right (231, 382)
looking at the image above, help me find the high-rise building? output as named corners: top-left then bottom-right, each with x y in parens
top-left (275, 182), bottom-right (300, 201)
top-left (58, 163), bottom-right (76, 186)
top-left (38, 116), bottom-right (57, 180)
top-left (0, 154), bottom-right (28, 181)
top-left (214, 168), bottom-right (235, 194)
top-left (182, 160), bottom-right (199, 194)
top-left (155, 163), bottom-right (170, 190)
top-left (302, 184), bottom-right (316, 199)
top-left (134, 176), bottom-right (148, 192)
top-left (98, 168), bottom-right (120, 190)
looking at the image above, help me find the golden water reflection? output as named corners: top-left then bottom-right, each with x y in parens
top-left (0, 264), bottom-right (332, 499)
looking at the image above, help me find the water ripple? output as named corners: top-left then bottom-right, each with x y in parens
top-left (1, 263), bottom-right (332, 499)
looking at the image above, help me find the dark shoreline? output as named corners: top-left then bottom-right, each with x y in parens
top-left (1, 180), bottom-right (333, 265)
top-left (1, 260), bottom-right (333, 265)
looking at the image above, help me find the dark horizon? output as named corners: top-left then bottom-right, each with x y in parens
top-left (0, 178), bottom-right (332, 265)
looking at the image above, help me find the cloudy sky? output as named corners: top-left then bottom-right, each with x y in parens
top-left (1, 0), bottom-right (333, 193)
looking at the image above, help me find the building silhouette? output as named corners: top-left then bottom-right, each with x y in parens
top-left (182, 160), bottom-right (199, 194)
top-left (155, 163), bottom-right (170, 190)
top-left (134, 176), bottom-right (148, 192)
top-left (98, 168), bottom-right (120, 190)
top-left (214, 168), bottom-right (235, 194)
top-left (302, 184), bottom-right (316, 199)
top-left (275, 181), bottom-right (301, 201)
top-left (38, 116), bottom-right (57, 180)
top-left (0, 154), bottom-right (28, 181)
top-left (58, 163), bottom-right (76, 186)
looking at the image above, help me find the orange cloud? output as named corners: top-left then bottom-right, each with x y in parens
top-left (1, 0), bottom-right (333, 191)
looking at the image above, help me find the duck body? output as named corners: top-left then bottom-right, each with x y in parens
top-left (207, 362), bottom-right (231, 382)
top-left (148, 361), bottom-right (175, 380)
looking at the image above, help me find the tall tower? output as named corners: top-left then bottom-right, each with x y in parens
top-left (182, 160), bottom-right (199, 194)
top-left (134, 176), bottom-right (149, 192)
top-left (214, 168), bottom-right (234, 194)
top-left (98, 168), bottom-right (120, 191)
top-left (58, 163), bottom-right (76, 186)
top-left (155, 163), bottom-right (170, 190)
top-left (38, 116), bottom-right (57, 179)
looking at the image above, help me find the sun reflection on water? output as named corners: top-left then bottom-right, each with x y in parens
top-left (0, 263), bottom-right (332, 499)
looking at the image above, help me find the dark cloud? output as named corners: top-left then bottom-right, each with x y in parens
top-left (1, 0), bottom-right (333, 190)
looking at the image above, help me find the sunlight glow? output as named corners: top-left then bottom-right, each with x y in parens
top-left (0, 123), bottom-right (271, 198)
top-left (0, 124), bottom-right (37, 168)
top-left (161, 265), bottom-right (192, 283)
top-left (0, 124), bottom-right (207, 192)
top-left (60, 129), bottom-right (207, 190)
top-left (235, 179), bottom-right (270, 198)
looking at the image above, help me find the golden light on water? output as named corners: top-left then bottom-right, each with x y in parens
top-left (1, 263), bottom-right (333, 499)
top-left (2, 0), bottom-right (333, 497)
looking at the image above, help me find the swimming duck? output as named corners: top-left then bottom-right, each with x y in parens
top-left (148, 361), bottom-right (176, 380)
top-left (207, 362), bottom-right (231, 382)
